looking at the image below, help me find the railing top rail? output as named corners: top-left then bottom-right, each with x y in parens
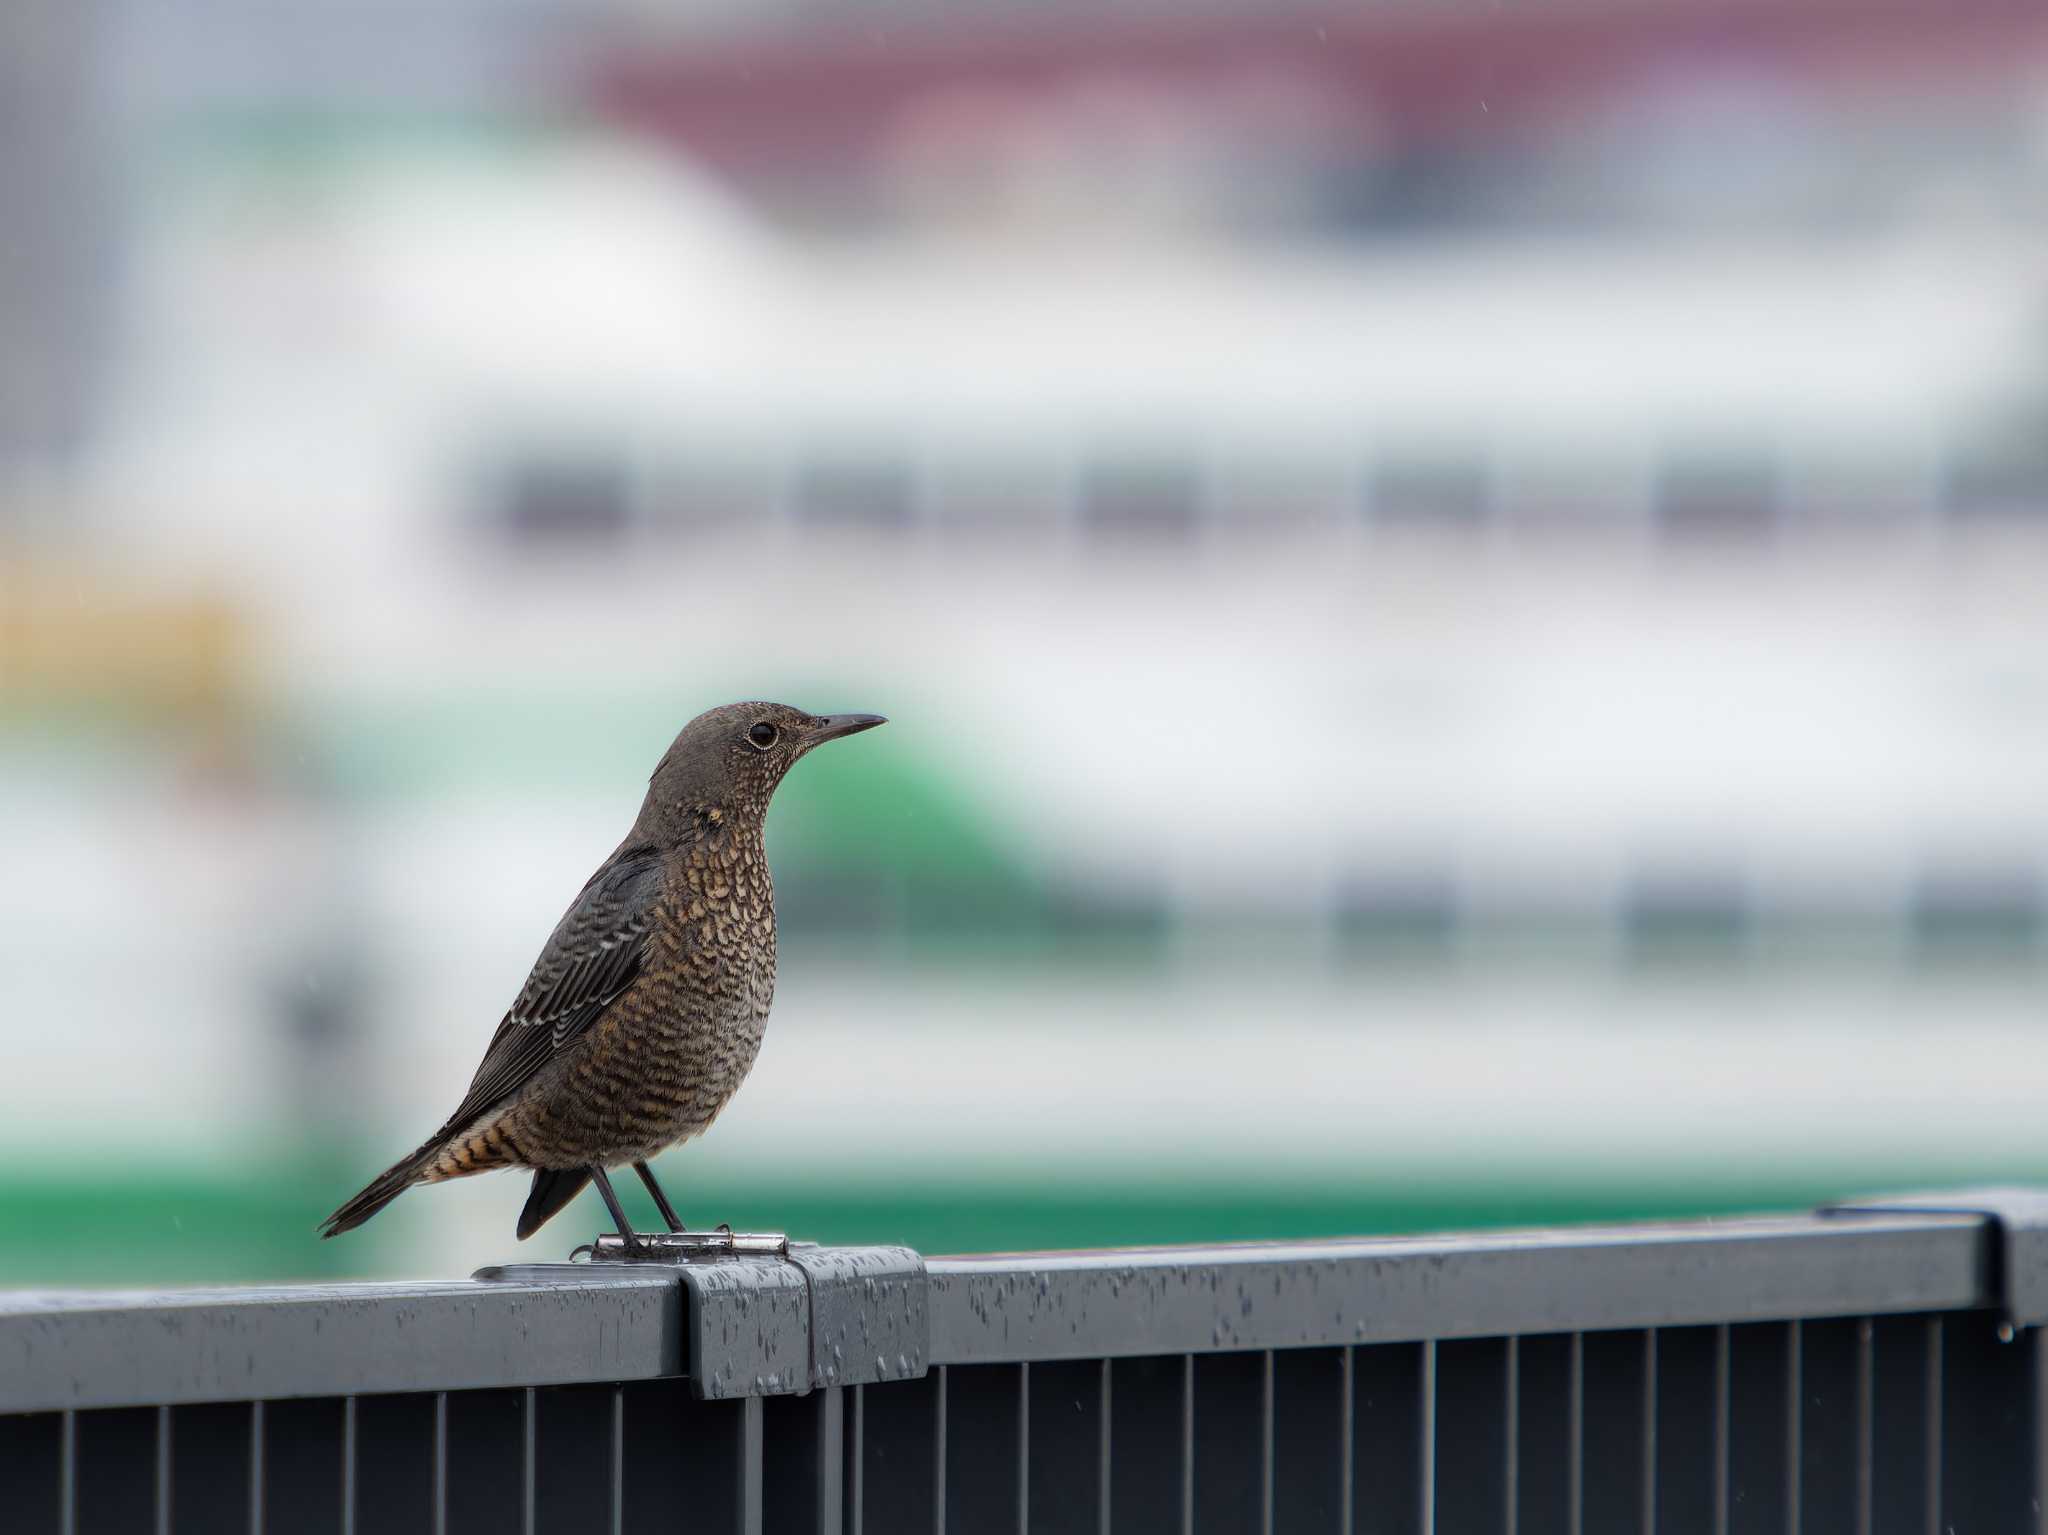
top-left (3, 1196), bottom-right (2033, 1415)
top-left (0, 1274), bottom-right (682, 1416)
top-left (925, 1210), bottom-right (1991, 1365)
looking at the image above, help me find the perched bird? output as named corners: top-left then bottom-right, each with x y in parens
top-left (321, 701), bottom-right (885, 1245)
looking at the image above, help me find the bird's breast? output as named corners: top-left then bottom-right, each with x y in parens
top-left (501, 822), bottom-right (781, 1164)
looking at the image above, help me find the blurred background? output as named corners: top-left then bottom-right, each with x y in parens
top-left (5, 0), bottom-right (2048, 1283)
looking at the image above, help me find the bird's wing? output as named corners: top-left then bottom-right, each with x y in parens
top-left (442, 843), bottom-right (664, 1132)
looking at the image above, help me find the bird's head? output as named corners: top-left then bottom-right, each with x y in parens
top-left (641, 700), bottom-right (886, 831)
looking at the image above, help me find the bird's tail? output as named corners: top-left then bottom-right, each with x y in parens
top-left (516, 1168), bottom-right (593, 1241)
top-left (319, 1138), bottom-right (443, 1238)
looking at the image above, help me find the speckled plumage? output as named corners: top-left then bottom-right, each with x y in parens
top-left (321, 701), bottom-right (884, 1242)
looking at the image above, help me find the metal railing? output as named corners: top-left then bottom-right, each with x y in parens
top-left (4, 1191), bottom-right (2048, 1533)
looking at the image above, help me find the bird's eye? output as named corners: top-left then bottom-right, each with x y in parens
top-left (747, 722), bottom-right (779, 749)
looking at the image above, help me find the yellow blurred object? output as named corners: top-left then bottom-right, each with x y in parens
top-left (0, 556), bottom-right (250, 716)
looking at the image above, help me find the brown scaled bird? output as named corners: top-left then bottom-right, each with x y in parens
top-left (321, 701), bottom-right (885, 1245)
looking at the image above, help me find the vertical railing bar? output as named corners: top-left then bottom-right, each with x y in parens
top-left (740, 1396), bottom-right (764, 1535)
top-left (2034, 1330), bottom-right (2048, 1535)
top-left (935, 1365), bottom-right (949, 1535)
top-left (1260, 1350), bottom-right (1276, 1535)
top-left (1786, 1320), bottom-right (1803, 1535)
top-left (1642, 1332), bottom-right (1658, 1535)
top-left (249, 1400), bottom-right (265, 1535)
top-left (610, 1384), bottom-right (625, 1535)
top-left (248, 1408), bottom-right (268, 1535)
top-left (341, 1395), bottom-right (357, 1535)
top-left (1098, 1359), bottom-right (1112, 1535)
top-left (1713, 1325), bottom-right (1731, 1535)
top-left (1504, 1336), bottom-right (1520, 1535)
top-left (1180, 1354), bottom-right (1195, 1535)
top-left (1018, 1363), bottom-right (1031, 1535)
top-left (818, 1386), bottom-right (845, 1535)
top-left (1420, 1340), bottom-right (1437, 1535)
top-left (1568, 1334), bottom-right (1584, 1535)
top-left (851, 1385), bottom-right (865, 1535)
top-left (432, 1392), bottom-right (448, 1535)
top-left (59, 1409), bottom-right (76, 1535)
top-left (811, 1391), bottom-right (843, 1535)
top-left (156, 1404), bottom-right (173, 1535)
top-left (1855, 1319), bottom-right (1874, 1535)
top-left (521, 1387), bottom-right (536, 1535)
top-left (1339, 1347), bottom-right (1356, 1535)
top-left (1922, 1318), bottom-right (1941, 1535)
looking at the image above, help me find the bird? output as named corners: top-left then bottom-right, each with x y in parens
top-left (320, 700), bottom-right (886, 1245)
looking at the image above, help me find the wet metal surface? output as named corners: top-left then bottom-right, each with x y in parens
top-left (785, 1243), bottom-right (928, 1395)
top-left (682, 1256), bottom-right (811, 1400)
top-left (0, 1205), bottom-right (2001, 1416)
top-left (1822, 1186), bottom-right (2048, 1327)
top-left (671, 1242), bottom-right (930, 1401)
top-left (479, 1242), bottom-right (928, 1400)
top-left (0, 1277), bottom-right (680, 1415)
top-left (923, 1212), bottom-right (1990, 1365)
top-left (3, 1200), bottom-right (2046, 1533)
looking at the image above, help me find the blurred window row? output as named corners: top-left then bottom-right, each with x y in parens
top-left (1335, 863), bottom-right (2047, 962)
top-left (479, 435), bottom-right (2048, 550)
top-left (769, 859), bottom-right (2047, 965)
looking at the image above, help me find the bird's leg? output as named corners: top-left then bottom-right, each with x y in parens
top-left (587, 1167), bottom-right (646, 1251)
top-left (634, 1161), bottom-right (686, 1232)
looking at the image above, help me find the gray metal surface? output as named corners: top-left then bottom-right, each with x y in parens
top-left (1823, 1186), bottom-right (2048, 1327)
top-left (924, 1211), bottom-right (1990, 1366)
top-left (0, 1275), bottom-right (678, 1415)
top-left (8, 1196), bottom-right (2048, 1534)
top-left (477, 1243), bottom-right (926, 1400)
top-left (785, 1243), bottom-right (929, 1393)
top-left (681, 1255), bottom-right (814, 1399)
top-left (0, 1209), bottom-right (2001, 1415)
top-left (579, 1229), bottom-right (794, 1261)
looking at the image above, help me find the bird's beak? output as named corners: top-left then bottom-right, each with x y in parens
top-left (810, 713), bottom-right (888, 744)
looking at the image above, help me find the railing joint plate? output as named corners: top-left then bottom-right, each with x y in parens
top-left (475, 1242), bottom-right (930, 1399)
